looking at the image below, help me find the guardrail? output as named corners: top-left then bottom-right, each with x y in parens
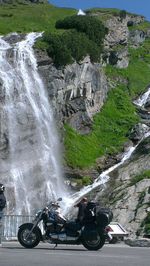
top-left (1, 215), bottom-right (33, 241)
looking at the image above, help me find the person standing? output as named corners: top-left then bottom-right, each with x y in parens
top-left (0, 184), bottom-right (6, 247)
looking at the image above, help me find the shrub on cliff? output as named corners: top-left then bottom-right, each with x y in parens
top-left (119, 10), bottom-right (127, 20)
top-left (43, 32), bottom-right (72, 66)
top-left (62, 30), bottom-right (101, 62)
top-left (43, 30), bottom-right (101, 66)
top-left (55, 15), bottom-right (108, 46)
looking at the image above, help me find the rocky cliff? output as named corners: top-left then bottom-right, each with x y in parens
top-left (35, 12), bottom-right (147, 133)
top-left (0, 7), bottom-right (150, 236)
top-left (100, 135), bottom-right (150, 237)
top-left (37, 54), bottom-right (108, 134)
top-left (34, 12), bottom-right (150, 237)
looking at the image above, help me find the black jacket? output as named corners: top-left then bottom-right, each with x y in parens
top-left (76, 202), bottom-right (87, 223)
top-left (0, 192), bottom-right (6, 211)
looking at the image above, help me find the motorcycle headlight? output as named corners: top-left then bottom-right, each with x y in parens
top-left (35, 210), bottom-right (42, 217)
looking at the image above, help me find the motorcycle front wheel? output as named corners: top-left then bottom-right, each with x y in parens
top-left (18, 223), bottom-right (41, 248)
top-left (82, 233), bottom-right (105, 251)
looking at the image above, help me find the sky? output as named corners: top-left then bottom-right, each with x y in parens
top-left (49, 0), bottom-right (150, 21)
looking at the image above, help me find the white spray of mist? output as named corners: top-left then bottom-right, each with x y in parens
top-left (0, 33), bottom-right (66, 214)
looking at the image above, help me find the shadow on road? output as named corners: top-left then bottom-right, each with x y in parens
top-left (2, 245), bottom-right (90, 252)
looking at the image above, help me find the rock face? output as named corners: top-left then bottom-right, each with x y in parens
top-left (37, 55), bottom-right (108, 134)
top-left (129, 123), bottom-right (150, 143)
top-left (103, 14), bottom-right (145, 68)
top-left (0, 10), bottom-right (149, 233)
top-left (125, 237), bottom-right (150, 247)
top-left (104, 16), bottom-right (129, 49)
top-left (129, 30), bottom-right (146, 46)
top-left (99, 83), bottom-right (150, 237)
top-left (104, 14), bottom-right (144, 49)
top-left (101, 136), bottom-right (150, 237)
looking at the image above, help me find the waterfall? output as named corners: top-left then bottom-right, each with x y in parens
top-left (63, 88), bottom-right (150, 214)
top-left (0, 32), bottom-right (150, 218)
top-left (133, 87), bottom-right (150, 107)
top-left (0, 33), bottom-right (66, 215)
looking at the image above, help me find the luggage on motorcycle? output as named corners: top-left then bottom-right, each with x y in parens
top-left (96, 207), bottom-right (113, 227)
top-left (84, 201), bottom-right (96, 223)
top-left (82, 224), bottom-right (98, 241)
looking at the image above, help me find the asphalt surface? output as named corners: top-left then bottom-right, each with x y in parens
top-left (0, 242), bottom-right (150, 266)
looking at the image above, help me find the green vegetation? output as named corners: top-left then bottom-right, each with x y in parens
top-left (40, 15), bottom-right (107, 66)
top-left (86, 8), bottom-right (138, 22)
top-left (64, 37), bottom-right (150, 169)
top-left (143, 213), bottom-right (150, 235)
top-left (130, 170), bottom-right (150, 186)
top-left (42, 29), bottom-right (101, 66)
top-left (55, 15), bottom-right (108, 46)
top-left (128, 21), bottom-right (150, 32)
top-left (106, 38), bottom-right (150, 97)
top-left (137, 212), bottom-right (150, 236)
top-left (0, 3), bottom-right (150, 170)
top-left (64, 85), bottom-right (138, 168)
top-left (71, 175), bottom-right (93, 188)
top-left (0, 3), bottom-right (76, 34)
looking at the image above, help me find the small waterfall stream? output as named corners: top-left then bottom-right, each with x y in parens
top-left (63, 87), bottom-right (150, 214)
top-left (0, 33), bottom-right (66, 214)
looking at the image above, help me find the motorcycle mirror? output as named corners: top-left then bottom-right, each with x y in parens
top-left (57, 197), bottom-right (62, 201)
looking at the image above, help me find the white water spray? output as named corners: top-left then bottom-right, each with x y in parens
top-left (63, 87), bottom-right (150, 214)
top-left (133, 87), bottom-right (150, 107)
top-left (0, 33), bottom-right (65, 214)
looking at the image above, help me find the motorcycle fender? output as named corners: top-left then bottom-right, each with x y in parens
top-left (19, 223), bottom-right (43, 241)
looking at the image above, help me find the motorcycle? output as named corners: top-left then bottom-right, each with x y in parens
top-left (17, 198), bottom-right (113, 251)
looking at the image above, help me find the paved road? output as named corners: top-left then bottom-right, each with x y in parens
top-left (0, 242), bottom-right (150, 266)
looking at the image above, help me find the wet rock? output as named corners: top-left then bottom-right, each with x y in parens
top-left (108, 48), bottom-right (129, 69)
top-left (129, 30), bottom-right (146, 46)
top-left (38, 56), bottom-right (108, 133)
top-left (96, 153), bottom-right (122, 173)
top-left (129, 123), bottom-right (150, 142)
top-left (3, 33), bottom-right (26, 44)
top-left (35, 49), bottom-right (53, 66)
top-left (104, 16), bottom-right (129, 49)
top-left (144, 99), bottom-right (150, 110)
top-left (125, 238), bottom-right (150, 247)
top-left (138, 108), bottom-right (150, 120)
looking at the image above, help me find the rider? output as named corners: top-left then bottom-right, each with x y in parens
top-left (0, 184), bottom-right (6, 247)
top-left (0, 184), bottom-right (6, 218)
top-left (74, 197), bottom-right (88, 224)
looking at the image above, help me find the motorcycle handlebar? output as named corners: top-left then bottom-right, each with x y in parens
top-left (46, 201), bottom-right (60, 209)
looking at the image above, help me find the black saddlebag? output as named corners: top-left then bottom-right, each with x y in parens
top-left (96, 208), bottom-right (113, 228)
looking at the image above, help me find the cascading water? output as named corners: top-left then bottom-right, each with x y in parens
top-left (0, 32), bottom-right (150, 219)
top-left (63, 87), bottom-right (150, 214)
top-left (0, 33), bottom-right (66, 215)
top-left (133, 87), bottom-right (150, 107)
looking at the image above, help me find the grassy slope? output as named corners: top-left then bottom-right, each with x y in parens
top-left (0, 3), bottom-right (76, 34)
top-left (0, 4), bottom-right (150, 170)
top-left (64, 37), bottom-right (150, 169)
top-left (64, 85), bottom-right (138, 169)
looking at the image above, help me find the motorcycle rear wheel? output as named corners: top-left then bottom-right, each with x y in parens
top-left (18, 224), bottom-right (41, 248)
top-left (82, 233), bottom-right (105, 251)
